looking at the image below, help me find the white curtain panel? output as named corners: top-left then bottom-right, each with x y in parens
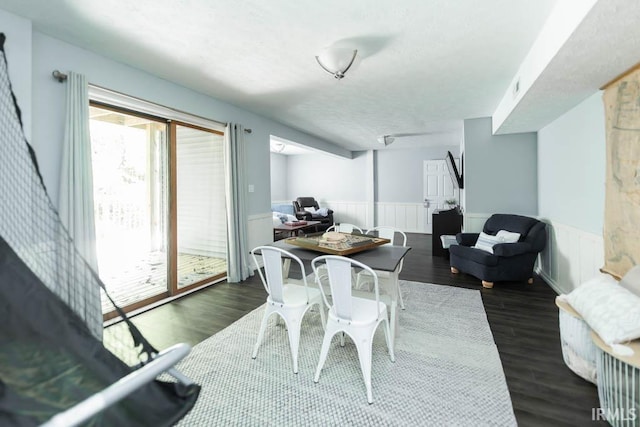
top-left (224, 123), bottom-right (253, 282)
top-left (58, 71), bottom-right (99, 273)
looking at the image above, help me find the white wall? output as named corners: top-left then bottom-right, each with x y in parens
top-left (287, 151), bottom-right (369, 203)
top-left (537, 91), bottom-right (605, 293)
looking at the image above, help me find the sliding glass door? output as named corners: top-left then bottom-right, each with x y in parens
top-left (90, 105), bottom-right (227, 318)
top-left (174, 124), bottom-right (227, 291)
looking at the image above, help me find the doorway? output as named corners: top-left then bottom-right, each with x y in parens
top-left (423, 159), bottom-right (457, 233)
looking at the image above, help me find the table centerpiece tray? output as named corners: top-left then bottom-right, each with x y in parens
top-left (284, 232), bottom-right (390, 256)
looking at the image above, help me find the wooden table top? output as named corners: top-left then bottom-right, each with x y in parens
top-left (284, 232), bottom-right (390, 256)
top-left (269, 238), bottom-right (410, 272)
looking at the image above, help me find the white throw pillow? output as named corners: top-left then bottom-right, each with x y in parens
top-left (496, 230), bottom-right (520, 243)
top-left (565, 273), bottom-right (640, 345)
top-left (620, 265), bottom-right (640, 297)
top-left (303, 207), bottom-right (316, 213)
top-left (473, 232), bottom-right (501, 253)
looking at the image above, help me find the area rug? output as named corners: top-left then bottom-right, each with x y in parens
top-left (175, 281), bottom-right (517, 426)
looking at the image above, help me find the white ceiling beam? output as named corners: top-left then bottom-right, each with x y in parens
top-left (492, 0), bottom-right (598, 134)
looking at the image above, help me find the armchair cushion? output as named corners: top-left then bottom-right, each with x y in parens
top-left (449, 245), bottom-right (499, 266)
top-left (492, 242), bottom-right (533, 257)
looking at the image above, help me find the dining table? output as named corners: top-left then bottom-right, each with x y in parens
top-left (267, 239), bottom-right (411, 343)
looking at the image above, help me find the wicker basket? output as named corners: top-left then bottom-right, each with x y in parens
top-left (556, 297), bottom-right (597, 384)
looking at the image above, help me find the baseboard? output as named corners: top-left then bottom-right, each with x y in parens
top-left (535, 266), bottom-right (564, 295)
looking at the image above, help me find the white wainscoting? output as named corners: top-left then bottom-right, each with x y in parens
top-left (375, 202), bottom-right (425, 233)
top-left (327, 200), bottom-right (370, 229)
top-left (537, 219), bottom-right (604, 295)
top-left (248, 212), bottom-right (274, 249)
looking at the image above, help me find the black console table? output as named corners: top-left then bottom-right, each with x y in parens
top-left (432, 208), bottom-right (463, 257)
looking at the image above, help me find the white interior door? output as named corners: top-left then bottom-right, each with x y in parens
top-left (423, 160), bottom-right (456, 233)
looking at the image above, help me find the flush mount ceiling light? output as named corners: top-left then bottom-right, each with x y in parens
top-left (270, 141), bottom-right (286, 153)
top-left (377, 135), bottom-right (395, 146)
top-left (378, 132), bottom-right (435, 146)
top-left (315, 47), bottom-right (358, 80)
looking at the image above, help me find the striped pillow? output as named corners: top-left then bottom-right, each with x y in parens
top-left (566, 274), bottom-right (640, 346)
top-left (474, 232), bottom-right (501, 253)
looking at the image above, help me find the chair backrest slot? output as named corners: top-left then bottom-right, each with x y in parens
top-left (262, 249), bottom-right (285, 303)
top-left (252, 246), bottom-right (309, 305)
top-left (312, 255), bottom-right (380, 322)
top-left (326, 257), bottom-right (355, 321)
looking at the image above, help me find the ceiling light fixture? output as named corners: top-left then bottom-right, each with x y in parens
top-left (270, 141), bottom-right (286, 153)
top-left (315, 47), bottom-right (358, 80)
top-left (377, 135), bottom-right (395, 146)
top-left (378, 131), bottom-right (436, 146)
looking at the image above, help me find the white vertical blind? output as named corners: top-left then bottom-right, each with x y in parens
top-left (176, 126), bottom-right (227, 258)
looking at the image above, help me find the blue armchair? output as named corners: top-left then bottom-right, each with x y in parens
top-left (449, 214), bottom-right (546, 288)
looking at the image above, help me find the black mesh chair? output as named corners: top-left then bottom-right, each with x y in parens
top-left (449, 214), bottom-right (546, 289)
top-left (293, 197), bottom-right (333, 232)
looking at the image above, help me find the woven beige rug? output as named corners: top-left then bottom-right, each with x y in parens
top-left (175, 281), bottom-right (516, 426)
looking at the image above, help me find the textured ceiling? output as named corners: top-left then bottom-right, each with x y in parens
top-left (0, 0), bottom-right (607, 151)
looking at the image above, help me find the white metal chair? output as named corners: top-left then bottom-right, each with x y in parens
top-left (326, 223), bottom-right (363, 234)
top-left (356, 226), bottom-right (408, 309)
top-left (251, 246), bottom-right (326, 374)
top-left (311, 255), bottom-right (395, 404)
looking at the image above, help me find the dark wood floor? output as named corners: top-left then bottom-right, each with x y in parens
top-left (116, 233), bottom-right (604, 427)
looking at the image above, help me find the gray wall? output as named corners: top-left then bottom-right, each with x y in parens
top-left (538, 92), bottom-right (605, 234)
top-left (464, 117), bottom-right (538, 215)
top-left (375, 146), bottom-right (458, 203)
top-left (0, 9), bottom-right (32, 140)
top-left (270, 153), bottom-right (288, 201)
top-left (286, 152), bottom-right (369, 203)
top-left (23, 27), bottom-right (348, 215)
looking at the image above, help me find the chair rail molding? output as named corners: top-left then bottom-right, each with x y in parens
top-left (536, 219), bottom-right (604, 295)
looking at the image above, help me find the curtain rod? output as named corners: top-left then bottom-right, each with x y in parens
top-left (51, 69), bottom-right (252, 133)
top-left (52, 69), bottom-right (67, 82)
